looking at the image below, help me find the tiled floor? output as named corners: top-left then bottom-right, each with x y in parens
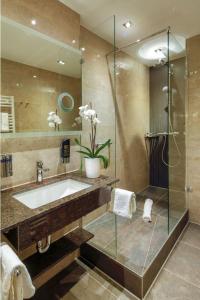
top-left (85, 186), bottom-right (181, 275)
top-left (146, 223), bottom-right (200, 300)
top-left (33, 223), bottom-right (200, 300)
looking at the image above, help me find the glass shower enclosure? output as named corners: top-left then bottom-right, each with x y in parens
top-left (82, 19), bottom-right (187, 298)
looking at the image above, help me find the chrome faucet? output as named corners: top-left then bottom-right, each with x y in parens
top-left (36, 161), bottom-right (49, 183)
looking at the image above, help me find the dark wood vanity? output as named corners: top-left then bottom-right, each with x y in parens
top-left (1, 172), bottom-right (117, 288)
top-left (6, 188), bottom-right (102, 251)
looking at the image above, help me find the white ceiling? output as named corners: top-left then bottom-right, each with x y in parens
top-left (59, 0), bottom-right (200, 47)
top-left (1, 17), bottom-right (81, 78)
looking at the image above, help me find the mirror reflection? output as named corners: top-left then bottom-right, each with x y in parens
top-left (1, 17), bottom-right (82, 135)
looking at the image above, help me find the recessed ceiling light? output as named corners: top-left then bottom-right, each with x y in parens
top-left (72, 40), bottom-right (76, 44)
top-left (80, 47), bottom-right (86, 52)
top-left (136, 39), bottom-right (141, 42)
top-left (123, 21), bottom-right (132, 29)
top-left (33, 75), bottom-right (37, 78)
top-left (57, 60), bottom-right (65, 65)
top-left (31, 19), bottom-right (37, 25)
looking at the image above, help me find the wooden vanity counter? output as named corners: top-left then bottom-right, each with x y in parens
top-left (1, 171), bottom-right (117, 251)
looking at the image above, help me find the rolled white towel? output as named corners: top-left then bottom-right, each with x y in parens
top-left (112, 188), bottom-right (136, 219)
top-left (143, 198), bottom-right (153, 222)
top-left (1, 244), bottom-right (35, 300)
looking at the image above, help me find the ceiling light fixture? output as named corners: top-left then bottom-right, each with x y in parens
top-left (33, 75), bottom-right (37, 78)
top-left (57, 60), bottom-right (65, 65)
top-left (72, 40), bottom-right (76, 44)
top-left (31, 19), bottom-right (37, 25)
top-left (123, 21), bottom-right (132, 29)
top-left (80, 47), bottom-right (86, 52)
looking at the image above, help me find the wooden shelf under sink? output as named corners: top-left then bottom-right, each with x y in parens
top-left (24, 228), bottom-right (94, 288)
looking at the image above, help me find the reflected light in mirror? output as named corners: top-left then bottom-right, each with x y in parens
top-left (31, 19), bottom-right (37, 26)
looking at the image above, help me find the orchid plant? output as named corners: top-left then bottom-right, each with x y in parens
top-left (47, 111), bottom-right (62, 131)
top-left (75, 104), bottom-right (111, 169)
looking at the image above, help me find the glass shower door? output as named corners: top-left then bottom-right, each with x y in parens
top-left (168, 32), bottom-right (187, 232)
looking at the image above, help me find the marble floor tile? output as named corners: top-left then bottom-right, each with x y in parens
top-left (181, 223), bottom-right (200, 249)
top-left (164, 241), bottom-right (200, 287)
top-left (145, 269), bottom-right (200, 300)
top-left (33, 260), bottom-right (137, 300)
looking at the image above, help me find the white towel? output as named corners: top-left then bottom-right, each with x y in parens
top-left (143, 198), bottom-right (153, 222)
top-left (112, 188), bottom-right (136, 219)
top-left (1, 244), bottom-right (35, 300)
top-left (0, 112), bottom-right (9, 132)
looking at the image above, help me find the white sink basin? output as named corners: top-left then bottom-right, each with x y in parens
top-left (13, 179), bottom-right (91, 209)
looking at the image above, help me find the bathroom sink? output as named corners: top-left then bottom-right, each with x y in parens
top-left (13, 179), bottom-right (91, 209)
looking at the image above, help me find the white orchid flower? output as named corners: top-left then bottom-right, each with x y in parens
top-left (48, 122), bottom-right (55, 128)
top-left (48, 111), bottom-right (56, 116)
top-left (47, 116), bottom-right (53, 121)
top-left (79, 105), bottom-right (88, 117)
top-left (75, 116), bottom-right (82, 124)
top-left (47, 111), bottom-right (62, 127)
top-left (84, 109), bottom-right (96, 117)
top-left (56, 118), bottom-right (62, 125)
top-left (93, 117), bottom-right (101, 125)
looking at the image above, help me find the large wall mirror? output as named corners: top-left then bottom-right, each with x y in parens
top-left (1, 17), bottom-right (82, 137)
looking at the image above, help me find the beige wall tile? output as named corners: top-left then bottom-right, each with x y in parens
top-left (1, 145), bottom-right (80, 189)
top-left (186, 34), bottom-right (200, 224)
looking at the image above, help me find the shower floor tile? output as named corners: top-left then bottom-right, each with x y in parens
top-left (85, 186), bottom-right (181, 276)
top-left (86, 211), bottom-right (171, 275)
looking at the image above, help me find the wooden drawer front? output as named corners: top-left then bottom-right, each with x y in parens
top-left (50, 189), bottom-right (101, 231)
top-left (19, 215), bottom-right (49, 250)
top-left (18, 189), bottom-right (102, 250)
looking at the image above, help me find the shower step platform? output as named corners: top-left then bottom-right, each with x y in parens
top-left (24, 228), bottom-right (94, 288)
top-left (80, 211), bottom-right (189, 299)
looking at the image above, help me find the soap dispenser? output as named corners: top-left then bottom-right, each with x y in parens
top-left (61, 139), bottom-right (70, 163)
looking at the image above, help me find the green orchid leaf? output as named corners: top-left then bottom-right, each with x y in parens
top-left (95, 139), bottom-right (111, 156)
top-left (76, 150), bottom-right (94, 158)
top-left (75, 138), bottom-right (93, 155)
top-left (97, 155), bottom-right (109, 169)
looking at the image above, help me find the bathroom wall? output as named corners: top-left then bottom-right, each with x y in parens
top-left (115, 51), bottom-right (150, 192)
top-left (1, 0), bottom-right (81, 189)
top-left (1, 58), bottom-right (81, 132)
top-left (80, 27), bottom-right (150, 193)
top-left (186, 34), bottom-right (200, 224)
top-left (1, 136), bottom-right (80, 189)
top-left (150, 65), bottom-right (168, 133)
top-left (80, 26), bottom-right (116, 178)
top-left (150, 57), bottom-right (187, 218)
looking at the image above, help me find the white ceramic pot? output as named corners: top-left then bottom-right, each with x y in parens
top-left (85, 158), bottom-right (100, 178)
